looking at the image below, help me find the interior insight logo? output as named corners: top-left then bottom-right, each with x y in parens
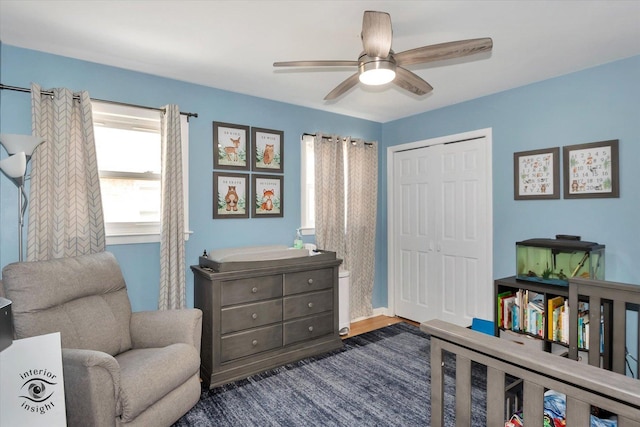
top-left (18, 368), bottom-right (59, 415)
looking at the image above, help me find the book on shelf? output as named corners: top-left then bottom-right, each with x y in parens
top-left (547, 296), bottom-right (565, 343)
top-left (526, 292), bottom-right (545, 338)
top-left (576, 301), bottom-right (605, 353)
top-left (497, 291), bottom-right (515, 329)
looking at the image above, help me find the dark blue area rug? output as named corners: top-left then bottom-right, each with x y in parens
top-left (173, 322), bottom-right (487, 426)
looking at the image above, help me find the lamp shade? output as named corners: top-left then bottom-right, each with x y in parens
top-left (0, 134), bottom-right (46, 157)
top-left (358, 55), bottom-right (397, 86)
top-left (0, 152), bottom-right (27, 180)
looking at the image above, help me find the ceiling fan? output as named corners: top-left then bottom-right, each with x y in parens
top-left (273, 11), bottom-right (493, 100)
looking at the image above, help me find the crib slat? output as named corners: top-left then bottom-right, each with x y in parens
top-left (486, 367), bottom-right (506, 426)
top-left (455, 354), bottom-right (471, 425)
top-left (618, 416), bottom-right (640, 427)
top-left (523, 381), bottom-right (544, 426)
top-left (568, 283), bottom-right (579, 361)
top-left (430, 338), bottom-right (444, 427)
top-left (612, 299), bottom-right (627, 374)
top-left (566, 395), bottom-right (591, 425)
top-left (588, 295), bottom-right (601, 367)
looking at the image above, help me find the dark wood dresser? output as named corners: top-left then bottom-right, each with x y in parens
top-left (192, 254), bottom-right (343, 388)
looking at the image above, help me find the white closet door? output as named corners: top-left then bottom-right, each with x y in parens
top-left (392, 137), bottom-right (491, 326)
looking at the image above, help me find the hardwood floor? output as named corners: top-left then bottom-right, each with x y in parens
top-left (342, 315), bottom-right (419, 339)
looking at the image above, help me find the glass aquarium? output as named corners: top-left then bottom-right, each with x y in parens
top-left (516, 237), bottom-right (605, 286)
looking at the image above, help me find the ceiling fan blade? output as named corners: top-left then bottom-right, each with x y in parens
top-left (361, 11), bottom-right (393, 58)
top-left (394, 38), bottom-right (493, 67)
top-left (274, 60), bottom-right (359, 67)
top-left (324, 73), bottom-right (360, 100)
top-left (393, 67), bottom-right (433, 96)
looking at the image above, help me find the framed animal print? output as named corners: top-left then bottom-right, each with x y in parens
top-left (213, 172), bottom-right (249, 219)
top-left (252, 127), bottom-right (284, 173)
top-left (514, 147), bottom-right (560, 200)
top-left (252, 174), bottom-right (283, 218)
top-left (213, 122), bottom-right (250, 170)
top-left (563, 139), bottom-right (619, 199)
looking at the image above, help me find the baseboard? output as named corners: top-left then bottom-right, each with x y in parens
top-left (351, 307), bottom-right (393, 323)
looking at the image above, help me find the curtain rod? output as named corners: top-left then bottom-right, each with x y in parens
top-left (0, 83), bottom-right (198, 120)
top-left (302, 132), bottom-right (374, 146)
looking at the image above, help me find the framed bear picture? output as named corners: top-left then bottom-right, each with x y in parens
top-left (252, 127), bottom-right (284, 173)
top-left (252, 174), bottom-right (283, 218)
top-left (213, 172), bottom-right (249, 219)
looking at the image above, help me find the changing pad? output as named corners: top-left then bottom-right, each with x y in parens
top-left (208, 245), bottom-right (309, 262)
top-left (199, 245), bottom-right (336, 272)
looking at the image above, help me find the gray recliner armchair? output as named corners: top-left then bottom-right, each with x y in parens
top-left (1, 251), bottom-right (202, 426)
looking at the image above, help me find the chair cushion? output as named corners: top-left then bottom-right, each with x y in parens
top-left (115, 344), bottom-right (200, 422)
top-left (1, 252), bottom-right (133, 355)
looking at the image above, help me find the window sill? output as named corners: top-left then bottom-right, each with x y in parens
top-left (299, 227), bottom-right (315, 236)
top-left (106, 230), bottom-right (192, 246)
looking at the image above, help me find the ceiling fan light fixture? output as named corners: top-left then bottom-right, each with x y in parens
top-left (358, 56), bottom-right (396, 86)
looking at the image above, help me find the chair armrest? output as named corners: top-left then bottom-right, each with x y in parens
top-left (62, 348), bottom-right (120, 427)
top-left (130, 308), bottom-right (202, 353)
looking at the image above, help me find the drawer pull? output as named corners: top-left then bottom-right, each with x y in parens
top-left (308, 302), bottom-right (314, 308)
top-left (252, 339), bottom-right (258, 346)
top-left (308, 326), bottom-right (314, 332)
top-left (252, 313), bottom-right (258, 319)
top-left (251, 287), bottom-right (258, 293)
top-left (307, 278), bottom-right (314, 285)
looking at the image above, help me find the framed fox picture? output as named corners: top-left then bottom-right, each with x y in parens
top-left (252, 174), bottom-right (283, 218)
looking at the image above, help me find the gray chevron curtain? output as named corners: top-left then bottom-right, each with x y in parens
top-left (27, 83), bottom-right (105, 261)
top-left (345, 138), bottom-right (377, 319)
top-left (158, 105), bottom-right (186, 310)
top-left (314, 134), bottom-right (378, 319)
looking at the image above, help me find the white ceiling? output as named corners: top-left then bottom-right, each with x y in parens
top-left (1, 1), bottom-right (639, 123)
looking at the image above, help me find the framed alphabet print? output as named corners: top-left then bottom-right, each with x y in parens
top-left (252, 174), bottom-right (283, 218)
top-left (213, 122), bottom-right (250, 170)
top-left (213, 172), bottom-right (249, 219)
top-left (563, 139), bottom-right (619, 199)
top-left (252, 127), bottom-right (284, 173)
top-left (514, 147), bottom-right (560, 200)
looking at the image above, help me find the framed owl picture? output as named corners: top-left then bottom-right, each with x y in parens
top-left (252, 127), bottom-right (284, 173)
top-left (213, 172), bottom-right (249, 219)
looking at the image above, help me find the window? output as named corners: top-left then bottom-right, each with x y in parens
top-left (300, 134), bottom-right (315, 233)
top-left (300, 134), bottom-right (348, 235)
top-left (93, 101), bottom-right (189, 244)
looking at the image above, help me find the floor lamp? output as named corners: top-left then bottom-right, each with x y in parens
top-left (0, 134), bottom-right (46, 262)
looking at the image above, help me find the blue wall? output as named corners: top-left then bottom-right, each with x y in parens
top-left (0, 44), bottom-right (381, 311)
top-left (1, 44), bottom-right (639, 317)
top-left (377, 56), bottom-right (640, 309)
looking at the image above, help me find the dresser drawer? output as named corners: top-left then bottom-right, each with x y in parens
top-left (283, 289), bottom-right (333, 320)
top-left (284, 268), bottom-right (333, 295)
top-left (283, 312), bottom-right (334, 346)
top-left (221, 324), bottom-right (283, 362)
top-left (221, 299), bottom-right (283, 334)
top-left (221, 275), bottom-right (282, 306)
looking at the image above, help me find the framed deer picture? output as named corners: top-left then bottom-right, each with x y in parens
top-left (213, 121), bottom-right (250, 170)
